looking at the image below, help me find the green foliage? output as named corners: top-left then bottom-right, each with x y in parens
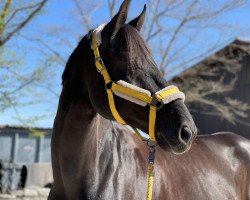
top-left (29, 128), bottom-right (45, 138)
top-left (0, 0), bottom-right (50, 127)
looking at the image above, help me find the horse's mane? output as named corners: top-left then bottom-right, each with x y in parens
top-left (62, 35), bottom-right (88, 84)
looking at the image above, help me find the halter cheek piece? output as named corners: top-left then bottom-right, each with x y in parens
top-left (90, 28), bottom-right (185, 142)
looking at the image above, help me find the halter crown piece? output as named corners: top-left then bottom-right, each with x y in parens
top-left (90, 25), bottom-right (185, 142)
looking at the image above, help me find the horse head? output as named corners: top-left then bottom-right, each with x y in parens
top-left (70, 0), bottom-right (197, 154)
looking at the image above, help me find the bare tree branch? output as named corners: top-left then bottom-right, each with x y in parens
top-left (159, 0), bottom-right (199, 72)
top-left (0, 0), bottom-right (48, 46)
top-left (0, 0), bottom-right (12, 38)
top-left (166, 40), bottom-right (226, 77)
top-left (74, 0), bottom-right (92, 30)
top-left (19, 33), bottom-right (66, 65)
top-left (5, 2), bottom-right (43, 26)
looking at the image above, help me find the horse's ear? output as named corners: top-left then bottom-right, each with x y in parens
top-left (128, 5), bottom-right (146, 32)
top-left (103, 0), bottom-right (130, 40)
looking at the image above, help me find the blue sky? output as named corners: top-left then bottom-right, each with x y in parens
top-left (1, 0), bottom-right (250, 128)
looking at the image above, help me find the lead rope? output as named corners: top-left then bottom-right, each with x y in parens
top-left (133, 126), bottom-right (157, 200)
top-left (146, 142), bottom-right (157, 200)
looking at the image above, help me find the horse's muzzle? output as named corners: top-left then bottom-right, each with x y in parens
top-left (156, 120), bottom-right (197, 155)
top-left (171, 125), bottom-right (197, 154)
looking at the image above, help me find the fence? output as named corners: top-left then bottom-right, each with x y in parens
top-left (0, 127), bottom-right (52, 195)
top-left (0, 128), bottom-right (51, 164)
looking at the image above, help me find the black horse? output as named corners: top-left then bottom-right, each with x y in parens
top-left (49, 1), bottom-right (250, 199)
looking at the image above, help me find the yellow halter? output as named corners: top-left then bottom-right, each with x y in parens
top-left (90, 31), bottom-right (185, 200)
top-left (90, 32), bottom-right (184, 141)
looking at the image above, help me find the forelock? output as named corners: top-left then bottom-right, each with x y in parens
top-left (112, 25), bottom-right (155, 66)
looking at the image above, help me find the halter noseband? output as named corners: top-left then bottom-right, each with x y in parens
top-left (90, 30), bottom-right (185, 142)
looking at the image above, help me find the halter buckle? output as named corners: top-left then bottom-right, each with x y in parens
top-left (150, 97), bottom-right (163, 110)
top-left (95, 57), bottom-right (106, 73)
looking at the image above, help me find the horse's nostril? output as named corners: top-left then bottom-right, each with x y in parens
top-left (179, 126), bottom-right (192, 144)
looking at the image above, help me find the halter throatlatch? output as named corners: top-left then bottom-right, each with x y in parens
top-left (90, 31), bottom-right (185, 141)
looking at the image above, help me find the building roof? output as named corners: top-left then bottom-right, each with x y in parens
top-left (172, 38), bottom-right (250, 82)
top-left (0, 125), bottom-right (52, 134)
top-left (235, 36), bottom-right (250, 43)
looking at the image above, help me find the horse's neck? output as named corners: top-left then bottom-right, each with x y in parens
top-left (58, 91), bottom-right (142, 154)
top-left (53, 87), bottom-right (149, 199)
top-left (54, 86), bottom-right (120, 159)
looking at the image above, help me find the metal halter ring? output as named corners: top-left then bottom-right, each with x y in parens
top-left (147, 140), bottom-right (158, 148)
top-left (105, 81), bottom-right (113, 90)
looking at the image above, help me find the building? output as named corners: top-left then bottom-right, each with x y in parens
top-left (0, 125), bottom-right (52, 163)
top-left (0, 126), bottom-right (53, 192)
top-left (172, 38), bottom-right (250, 138)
